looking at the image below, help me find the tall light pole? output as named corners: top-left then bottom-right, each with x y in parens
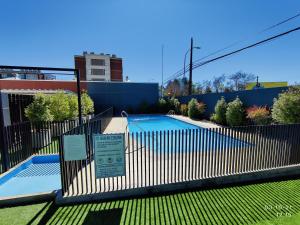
top-left (183, 38), bottom-right (200, 95)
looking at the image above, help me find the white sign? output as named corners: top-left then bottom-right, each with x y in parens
top-left (63, 135), bottom-right (87, 161)
top-left (94, 134), bottom-right (125, 178)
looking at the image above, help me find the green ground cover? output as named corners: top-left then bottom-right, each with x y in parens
top-left (0, 179), bottom-right (299, 225)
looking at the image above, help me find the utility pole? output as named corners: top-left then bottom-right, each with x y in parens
top-left (188, 37), bottom-right (193, 95)
top-left (161, 45), bottom-right (164, 98)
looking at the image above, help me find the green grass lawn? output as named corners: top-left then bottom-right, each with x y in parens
top-left (0, 179), bottom-right (299, 225)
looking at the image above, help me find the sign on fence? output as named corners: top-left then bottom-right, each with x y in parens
top-left (63, 135), bottom-right (87, 161)
top-left (94, 133), bottom-right (125, 178)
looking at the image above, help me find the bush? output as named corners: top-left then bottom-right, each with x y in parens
top-left (168, 97), bottom-right (180, 113)
top-left (272, 86), bottom-right (300, 124)
top-left (68, 94), bottom-right (79, 119)
top-left (180, 104), bottom-right (188, 116)
top-left (246, 106), bottom-right (271, 125)
top-left (25, 93), bottom-right (53, 123)
top-left (226, 97), bottom-right (245, 126)
top-left (210, 97), bottom-right (227, 125)
top-left (49, 91), bottom-right (70, 121)
top-left (188, 98), bottom-right (206, 119)
top-left (81, 91), bottom-right (94, 116)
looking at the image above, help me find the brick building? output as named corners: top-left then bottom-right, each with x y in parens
top-left (74, 52), bottom-right (123, 82)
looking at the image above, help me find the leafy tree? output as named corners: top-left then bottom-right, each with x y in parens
top-left (212, 75), bottom-right (226, 93)
top-left (202, 80), bottom-right (212, 93)
top-left (165, 79), bottom-right (181, 96)
top-left (272, 86), bottom-right (300, 124)
top-left (168, 96), bottom-right (181, 113)
top-left (158, 98), bottom-right (168, 113)
top-left (25, 93), bottom-right (53, 123)
top-left (226, 97), bottom-right (245, 126)
top-left (81, 91), bottom-right (94, 116)
top-left (49, 91), bottom-right (70, 121)
top-left (228, 71), bottom-right (256, 91)
top-left (68, 94), bottom-right (79, 119)
top-left (210, 97), bottom-right (227, 125)
top-left (188, 98), bottom-right (206, 119)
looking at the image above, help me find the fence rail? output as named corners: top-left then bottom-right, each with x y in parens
top-left (59, 123), bottom-right (300, 197)
top-left (0, 107), bottom-right (114, 174)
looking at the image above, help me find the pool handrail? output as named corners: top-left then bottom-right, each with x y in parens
top-left (121, 110), bottom-right (129, 118)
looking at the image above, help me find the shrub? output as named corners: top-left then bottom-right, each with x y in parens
top-left (25, 93), bottom-right (53, 123)
top-left (68, 94), bottom-right (79, 119)
top-left (272, 86), bottom-right (300, 124)
top-left (49, 91), bottom-right (70, 121)
top-left (246, 106), bottom-right (271, 125)
top-left (226, 97), bottom-right (245, 126)
top-left (188, 98), bottom-right (206, 119)
top-left (81, 91), bottom-right (94, 116)
top-left (168, 97), bottom-right (181, 113)
top-left (180, 104), bottom-right (188, 116)
top-left (210, 97), bottom-right (227, 125)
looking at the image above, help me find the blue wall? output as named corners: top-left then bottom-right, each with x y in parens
top-left (87, 82), bottom-right (159, 115)
top-left (177, 87), bottom-right (288, 117)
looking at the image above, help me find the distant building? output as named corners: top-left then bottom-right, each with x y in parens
top-left (74, 52), bottom-right (123, 82)
top-left (0, 68), bottom-right (55, 80)
top-left (246, 81), bottom-right (288, 90)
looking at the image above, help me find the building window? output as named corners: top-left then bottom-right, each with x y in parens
top-left (91, 59), bottom-right (105, 66)
top-left (91, 69), bottom-right (105, 75)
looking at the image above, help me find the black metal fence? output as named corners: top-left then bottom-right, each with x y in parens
top-left (58, 123), bottom-right (300, 197)
top-left (0, 107), bottom-right (114, 174)
top-left (8, 94), bottom-right (33, 124)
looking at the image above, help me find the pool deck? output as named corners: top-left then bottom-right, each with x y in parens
top-left (169, 115), bottom-right (221, 129)
top-left (103, 117), bottom-right (128, 134)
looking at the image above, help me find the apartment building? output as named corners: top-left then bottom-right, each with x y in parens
top-left (74, 52), bottom-right (123, 82)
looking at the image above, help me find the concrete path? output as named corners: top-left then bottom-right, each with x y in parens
top-left (103, 117), bottom-right (127, 134)
top-left (169, 115), bottom-right (221, 128)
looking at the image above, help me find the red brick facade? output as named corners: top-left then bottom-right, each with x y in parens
top-left (74, 56), bottom-right (87, 81)
top-left (0, 80), bottom-right (87, 92)
top-left (110, 58), bottom-right (123, 81)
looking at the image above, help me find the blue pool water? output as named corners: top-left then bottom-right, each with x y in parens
top-left (127, 115), bottom-right (248, 152)
top-left (128, 115), bottom-right (200, 132)
top-left (0, 155), bottom-right (61, 198)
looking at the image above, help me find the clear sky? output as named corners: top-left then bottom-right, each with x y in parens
top-left (0, 0), bottom-right (300, 84)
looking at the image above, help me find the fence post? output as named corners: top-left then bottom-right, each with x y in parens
top-left (0, 91), bottom-right (10, 172)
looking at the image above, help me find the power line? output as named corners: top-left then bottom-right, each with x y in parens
top-left (165, 11), bottom-right (300, 83)
top-left (164, 25), bottom-right (300, 84)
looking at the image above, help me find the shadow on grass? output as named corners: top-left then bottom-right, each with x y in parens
top-left (24, 179), bottom-right (300, 225)
top-left (82, 209), bottom-right (122, 225)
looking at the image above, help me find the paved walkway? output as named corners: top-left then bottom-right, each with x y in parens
top-left (169, 115), bottom-right (221, 128)
top-left (103, 117), bottom-right (127, 134)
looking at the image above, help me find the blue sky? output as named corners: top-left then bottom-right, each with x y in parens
top-left (0, 0), bottom-right (300, 84)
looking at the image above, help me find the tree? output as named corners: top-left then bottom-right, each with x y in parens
top-left (210, 97), bottom-right (227, 125)
top-left (165, 79), bottom-right (181, 96)
top-left (81, 91), bottom-right (94, 116)
top-left (228, 71), bottom-right (256, 91)
top-left (226, 97), bottom-right (245, 126)
top-left (68, 94), bottom-right (79, 119)
top-left (272, 86), bottom-right (300, 124)
top-left (212, 75), bottom-right (226, 93)
top-left (49, 91), bottom-right (70, 121)
top-left (203, 80), bottom-right (212, 93)
top-left (25, 93), bottom-right (53, 123)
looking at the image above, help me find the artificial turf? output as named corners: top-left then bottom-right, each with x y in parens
top-left (0, 178), bottom-right (299, 225)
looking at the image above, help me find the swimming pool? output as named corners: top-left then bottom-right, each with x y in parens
top-left (127, 115), bottom-right (248, 152)
top-left (0, 155), bottom-right (61, 198)
top-left (127, 115), bottom-right (200, 132)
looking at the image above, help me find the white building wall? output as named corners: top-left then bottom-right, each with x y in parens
top-left (85, 54), bottom-right (111, 81)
